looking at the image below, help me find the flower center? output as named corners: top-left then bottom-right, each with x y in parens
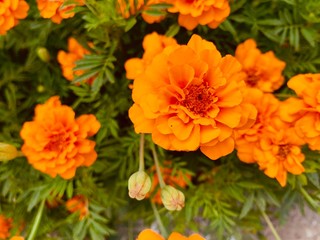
top-left (181, 83), bottom-right (216, 116)
top-left (45, 132), bottom-right (68, 152)
top-left (246, 69), bottom-right (260, 87)
top-left (278, 144), bottom-right (291, 161)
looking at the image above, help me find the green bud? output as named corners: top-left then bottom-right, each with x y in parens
top-left (128, 171), bottom-right (152, 200)
top-left (36, 47), bottom-right (50, 62)
top-left (0, 143), bottom-right (19, 161)
top-left (161, 185), bottom-right (185, 211)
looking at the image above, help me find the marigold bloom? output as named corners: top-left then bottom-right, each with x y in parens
top-left (235, 39), bottom-right (286, 92)
top-left (129, 34), bottom-right (256, 160)
top-left (36, 0), bottom-right (84, 24)
top-left (287, 73), bottom-right (320, 150)
top-left (10, 237), bottom-right (24, 240)
top-left (57, 37), bottom-right (94, 84)
top-left (117, 0), bottom-right (166, 24)
top-left (125, 32), bottom-right (178, 80)
top-left (66, 195), bottom-right (89, 220)
top-left (147, 161), bottom-right (189, 204)
top-left (235, 89), bottom-right (305, 186)
top-left (20, 96), bottom-right (101, 179)
top-left (0, 214), bottom-right (12, 239)
top-left (137, 229), bottom-right (205, 240)
top-left (168, 0), bottom-right (230, 30)
top-left (0, 0), bottom-right (29, 35)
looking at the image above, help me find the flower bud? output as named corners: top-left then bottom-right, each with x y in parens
top-left (36, 47), bottom-right (50, 62)
top-left (161, 185), bottom-right (185, 211)
top-left (0, 143), bottom-right (19, 161)
top-left (128, 171), bottom-right (152, 200)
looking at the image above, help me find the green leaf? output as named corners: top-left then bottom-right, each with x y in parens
top-left (301, 27), bottom-right (316, 47)
top-left (73, 70), bottom-right (98, 84)
top-left (165, 24), bottom-right (180, 38)
top-left (125, 18), bottom-right (137, 32)
top-left (239, 193), bottom-right (254, 219)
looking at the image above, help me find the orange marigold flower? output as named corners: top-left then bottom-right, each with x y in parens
top-left (117, 0), bottom-right (167, 24)
top-left (0, 214), bottom-right (12, 239)
top-left (147, 161), bottom-right (189, 204)
top-left (129, 34), bottom-right (256, 160)
top-left (0, 0), bottom-right (29, 35)
top-left (235, 89), bottom-right (305, 186)
top-left (20, 96), bottom-right (101, 179)
top-left (137, 229), bottom-right (205, 240)
top-left (10, 237), bottom-right (24, 240)
top-left (235, 39), bottom-right (286, 92)
top-left (57, 37), bottom-right (94, 84)
top-left (36, 0), bottom-right (84, 24)
top-left (168, 0), bottom-right (230, 30)
top-left (287, 73), bottom-right (320, 150)
top-left (66, 195), bottom-right (89, 220)
top-left (125, 32), bottom-right (178, 80)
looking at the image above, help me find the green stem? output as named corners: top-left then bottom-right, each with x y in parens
top-left (139, 134), bottom-right (145, 172)
top-left (27, 199), bottom-right (45, 240)
top-left (150, 143), bottom-right (166, 188)
top-left (259, 207), bottom-right (282, 240)
top-left (151, 202), bottom-right (168, 238)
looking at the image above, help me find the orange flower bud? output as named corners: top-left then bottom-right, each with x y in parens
top-left (36, 47), bottom-right (50, 62)
top-left (128, 171), bottom-right (152, 200)
top-left (161, 185), bottom-right (185, 211)
top-left (0, 143), bottom-right (19, 161)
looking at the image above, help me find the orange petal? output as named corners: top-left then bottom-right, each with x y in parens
top-left (200, 137), bottom-right (234, 160)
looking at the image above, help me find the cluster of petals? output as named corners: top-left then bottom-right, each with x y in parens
top-left (0, 214), bottom-right (12, 239)
top-left (66, 195), bottom-right (89, 220)
top-left (36, 0), bottom-right (84, 24)
top-left (235, 88), bottom-right (305, 186)
top-left (20, 96), bottom-right (101, 179)
top-left (129, 34), bottom-right (257, 160)
top-left (235, 39), bottom-right (286, 93)
top-left (117, 0), bottom-right (166, 24)
top-left (168, 0), bottom-right (230, 30)
top-left (125, 32), bottom-right (178, 80)
top-left (147, 161), bottom-right (190, 204)
top-left (57, 37), bottom-right (94, 84)
top-left (137, 229), bottom-right (205, 240)
top-left (286, 73), bottom-right (320, 150)
top-left (0, 0), bottom-right (29, 35)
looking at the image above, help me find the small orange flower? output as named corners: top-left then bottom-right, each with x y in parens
top-left (235, 39), bottom-right (286, 92)
top-left (147, 161), bottom-right (189, 204)
top-left (36, 0), bottom-right (84, 24)
top-left (10, 237), bottom-right (24, 240)
top-left (20, 96), bottom-right (101, 179)
top-left (129, 34), bottom-right (256, 160)
top-left (137, 229), bottom-right (205, 240)
top-left (235, 89), bottom-right (305, 186)
top-left (0, 0), bottom-right (29, 35)
top-left (287, 73), bottom-right (320, 150)
top-left (168, 0), bottom-right (230, 30)
top-left (0, 214), bottom-right (12, 239)
top-left (125, 32), bottom-right (178, 80)
top-left (66, 195), bottom-right (89, 220)
top-left (57, 37), bottom-right (94, 84)
top-left (117, 0), bottom-right (167, 24)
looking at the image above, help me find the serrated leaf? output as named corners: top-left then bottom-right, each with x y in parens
top-left (165, 24), bottom-right (180, 37)
top-left (239, 193), bottom-right (254, 219)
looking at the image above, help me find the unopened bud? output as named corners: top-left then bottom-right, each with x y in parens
top-left (0, 143), bottom-right (19, 161)
top-left (36, 47), bottom-right (50, 62)
top-left (161, 185), bottom-right (185, 211)
top-left (128, 171), bottom-right (151, 200)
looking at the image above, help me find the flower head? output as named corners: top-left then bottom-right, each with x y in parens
top-left (0, 214), bottom-right (12, 239)
top-left (57, 37), bottom-right (94, 84)
top-left (287, 73), bottom-right (320, 150)
top-left (125, 32), bottom-right (178, 80)
top-left (235, 39), bottom-right (286, 92)
top-left (10, 237), bottom-right (24, 240)
top-left (168, 0), bottom-right (230, 30)
top-left (137, 229), bottom-right (205, 240)
top-left (20, 96), bottom-right (101, 179)
top-left (129, 34), bottom-right (256, 160)
top-left (0, 0), bottom-right (29, 35)
top-left (66, 195), bottom-right (89, 220)
top-left (36, 0), bottom-right (84, 24)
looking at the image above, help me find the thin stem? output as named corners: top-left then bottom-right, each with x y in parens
top-left (27, 199), bottom-right (45, 240)
top-left (139, 134), bottom-right (145, 172)
top-left (258, 206), bottom-right (282, 240)
top-left (150, 143), bottom-right (165, 188)
top-left (151, 201), bottom-right (168, 238)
